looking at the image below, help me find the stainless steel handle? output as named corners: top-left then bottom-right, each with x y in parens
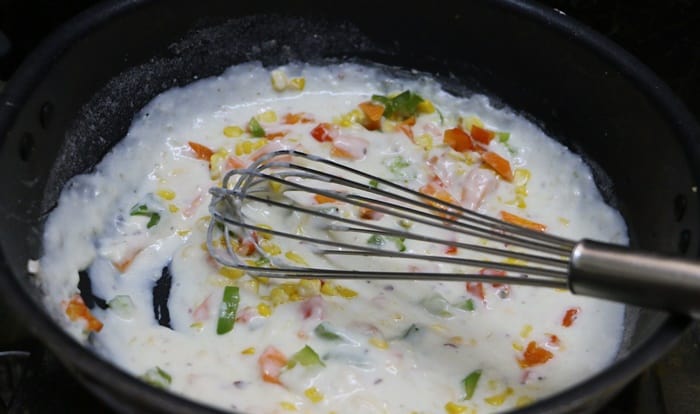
top-left (569, 239), bottom-right (700, 318)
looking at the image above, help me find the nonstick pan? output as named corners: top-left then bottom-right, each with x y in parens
top-left (0, 0), bottom-right (698, 413)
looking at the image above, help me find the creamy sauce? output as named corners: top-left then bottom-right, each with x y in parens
top-left (37, 62), bottom-right (628, 413)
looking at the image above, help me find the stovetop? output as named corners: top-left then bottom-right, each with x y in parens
top-left (1, 0), bottom-right (699, 413)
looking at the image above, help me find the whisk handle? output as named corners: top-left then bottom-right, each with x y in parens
top-left (569, 240), bottom-right (700, 318)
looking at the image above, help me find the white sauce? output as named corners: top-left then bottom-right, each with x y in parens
top-left (37, 62), bottom-right (628, 413)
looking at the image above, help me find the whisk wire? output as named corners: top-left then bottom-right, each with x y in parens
top-left (206, 150), bottom-right (577, 286)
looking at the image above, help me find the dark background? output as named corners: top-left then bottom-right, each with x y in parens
top-left (0, 0), bottom-right (698, 413)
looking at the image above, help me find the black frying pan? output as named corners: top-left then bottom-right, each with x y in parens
top-left (0, 1), bottom-right (698, 413)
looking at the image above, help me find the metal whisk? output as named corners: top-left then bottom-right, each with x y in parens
top-left (207, 150), bottom-right (700, 317)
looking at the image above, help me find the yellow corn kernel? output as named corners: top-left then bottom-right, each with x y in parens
top-left (448, 336), bottom-right (464, 345)
top-left (219, 267), bottom-right (245, 280)
top-left (257, 303), bottom-right (272, 317)
top-left (223, 125), bottom-right (244, 138)
top-left (520, 324), bottom-right (533, 338)
top-left (285, 251), bottom-right (308, 265)
top-left (504, 257), bottom-right (528, 266)
top-left (415, 133), bottom-right (433, 151)
top-left (336, 109), bottom-right (363, 127)
top-left (260, 240), bottom-right (282, 256)
top-left (320, 282), bottom-right (338, 296)
top-left (417, 100), bottom-right (435, 114)
top-left (298, 279), bottom-right (321, 297)
top-left (516, 197), bottom-right (527, 209)
top-left (176, 229), bottom-right (190, 237)
top-left (304, 387), bottom-right (324, 403)
top-left (288, 77), bottom-right (305, 91)
top-left (209, 148), bottom-right (229, 180)
top-left (484, 387), bottom-right (514, 406)
top-left (252, 139), bottom-right (267, 151)
top-left (279, 401), bottom-right (297, 411)
top-left (190, 322), bottom-right (204, 331)
top-left (271, 69), bottom-right (288, 91)
top-left (255, 224), bottom-right (273, 239)
top-left (156, 189), bottom-right (176, 200)
top-left (279, 283), bottom-right (298, 296)
top-left (336, 285), bottom-right (358, 299)
top-left (369, 337), bottom-right (389, 349)
top-left (258, 110), bottom-right (277, 123)
top-left (444, 401), bottom-right (469, 414)
top-left (196, 214), bottom-right (212, 227)
top-left (168, 204), bottom-right (179, 213)
top-left (431, 324), bottom-right (448, 333)
top-left (513, 168), bottom-right (531, 186)
top-left (462, 115), bottom-right (484, 131)
top-left (516, 396), bottom-right (534, 407)
top-left (269, 287), bottom-right (290, 305)
top-left (512, 342), bottom-right (524, 351)
top-left (241, 347), bottom-right (256, 355)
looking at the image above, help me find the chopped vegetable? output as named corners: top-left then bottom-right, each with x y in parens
top-left (248, 117), bottom-right (266, 137)
top-left (387, 156), bottom-right (411, 173)
top-left (314, 194), bottom-right (338, 204)
top-left (369, 337), bottom-right (389, 349)
top-left (392, 237), bottom-right (407, 252)
top-left (188, 141), bottom-right (214, 161)
top-left (359, 207), bottom-right (382, 220)
top-left (562, 306), bottom-right (581, 327)
top-left (397, 116), bottom-right (416, 140)
top-left (458, 298), bottom-right (476, 311)
top-left (481, 151), bottom-right (514, 181)
top-left (314, 322), bottom-right (342, 340)
top-left (421, 293), bottom-right (453, 317)
top-left (304, 387), bottom-right (324, 403)
top-left (216, 286), bottom-right (240, 335)
top-left (443, 127), bottom-right (474, 152)
top-left (65, 294), bottom-right (103, 332)
top-left (444, 401), bottom-right (469, 414)
top-left (288, 77), bottom-right (305, 91)
top-left (258, 346), bottom-right (287, 385)
top-left (129, 204), bottom-right (161, 228)
top-left (485, 387), bottom-right (514, 406)
top-left (108, 295), bottom-right (135, 320)
top-left (141, 366), bottom-right (172, 389)
top-left (500, 211), bottom-right (547, 232)
top-left (371, 90), bottom-right (424, 120)
top-left (470, 124), bottom-right (496, 144)
top-left (518, 341), bottom-right (554, 368)
top-left (283, 112), bottom-right (314, 124)
top-left (223, 125), bottom-right (244, 137)
top-left (310, 122), bottom-right (335, 142)
top-left (368, 179), bottom-right (379, 188)
top-left (358, 101), bottom-right (384, 130)
top-left (287, 345), bottom-right (325, 368)
top-left (466, 282), bottom-right (485, 301)
top-left (367, 234), bottom-right (385, 246)
top-left (462, 369), bottom-right (482, 400)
